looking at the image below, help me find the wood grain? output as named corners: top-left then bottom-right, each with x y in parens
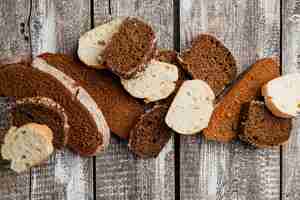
top-left (29, 1), bottom-right (93, 200)
top-left (282, 0), bottom-right (300, 199)
top-left (93, 0), bottom-right (175, 199)
top-left (180, 0), bottom-right (281, 199)
top-left (0, 1), bottom-right (31, 199)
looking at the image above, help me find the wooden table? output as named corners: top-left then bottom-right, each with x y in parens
top-left (0, 0), bottom-right (299, 199)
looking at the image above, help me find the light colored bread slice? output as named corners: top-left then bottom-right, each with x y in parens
top-left (77, 17), bottom-right (124, 69)
top-left (262, 73), bottom-right (300, 118)
top-left (121, 60), bottom-right (179, 103)
top-left (165, 80), bottom-right (215, 135)
top-left (1, 123), bottom-right (54, 173)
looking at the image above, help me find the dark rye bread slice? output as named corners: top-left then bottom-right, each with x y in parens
top-left (12, 97), bottom-right (69, 149)
top-left (179, 34), bottom-right (237, 95)
top-left (38, 53), bottom-right (146, 139)
top-left (128, 105), bottom-right (171, 158)
top-left (102, 17), bottom-right (156, 79)
top-left (239, 101), bottom-right (292, 147)
top-left (203, 58), bottom-right (280, 142)
top-left (0, 62), bottom-right (110, 156)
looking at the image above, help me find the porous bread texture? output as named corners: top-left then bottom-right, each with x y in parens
top-left (121, 60), bottom-right (179, 103)
top-left (165, 80), bottom-right (215, 135)
top-left (262, 73), bottom-right (300, 118)
top-left (1, 123), bottom-right (54, 173)
top-left (179, 34), bottom-right (237, 96)
top-left (239, 101), bottom-right (292, 147)
top-left (78, 17), bottom-right (124, 69)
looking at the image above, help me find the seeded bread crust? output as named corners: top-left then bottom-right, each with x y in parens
top-left (128, 105), bottom-right (171, 158)
top-left (38, 53), bottom-right (145, 139)
top-left (203, 58), bottom-right (280, 142)
top-left (179, 34), bottom-right (237, 96)
top-left (12, 97), bottom-right (70, 149)
top-left (239, 101), bottom-right (292, 147)
top-left (102, 17), bottom-right (156, 79)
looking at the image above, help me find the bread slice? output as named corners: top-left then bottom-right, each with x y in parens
top-left (203, 58), bottom-right (280, 142)
top-left (262, 73), bottom-right (300, 118)
top-left (78, 17), bottom-right (124, 69)
top-left (38, 53), bottom-right (145, 139)
top-left (1, 123), bottom-right (54, 173)
top-left (165, 80), bottom-right (215, 135)
top-left (239, 101), bottom-right (292, 147)
top-left (178, 34), bottom-right (237, 96)
top-left (102, 17), bottom-right (156, 79)
top-left (128, 105), bottom-right (171, 158)
top-left (121, 60), bottom-right (178, 103)
top-left (12, 97), bottom-right (70, 149)
top-left (0, 60), bottom-right (110, 156)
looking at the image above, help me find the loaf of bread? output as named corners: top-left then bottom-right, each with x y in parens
top-left (12, 97), bottom-right (69, 149)
top-left (121, 60), bottom-right (179, 102)
top-left (262, 73), bottom-right (300, 118)
top-left (165, 80), bottom-right (215, 135)
top-left (239, 101), bottom-right (292, 147)
top-left (178, 34), bottom-right (237, 96)
top-left (203, 58), bottom-right (280, 142)
top-left (0, 59), bottom-right (110, 156)
top-left (1, 123), bottom-right (54, 173)
top-left (129, 105), bottom-right (171, 158)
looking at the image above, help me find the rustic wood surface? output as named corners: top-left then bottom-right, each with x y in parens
top-left (180, 0), bottom-right (281, 199)
top-left (282, 0), bottom-right (300, 200)
top-left (93, 1), bottom-right (175, 199)
top-left (29, 1), bottom-right (94, 200)
top-left (0, 1), bottom-right (31, 200)
top-left (0, 0), bottom-right (300, 199)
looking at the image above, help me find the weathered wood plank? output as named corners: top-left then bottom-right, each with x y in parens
top-left (0, 1), bottom-right (31, 199)
top-left (29, 1), bottom-right (93, 199)
top-left (180, 0), bottom-right (281, 199)
top-left (93, 0), bottom-right (175, 199)
top-left (282, 0), bottom-right (300, 199)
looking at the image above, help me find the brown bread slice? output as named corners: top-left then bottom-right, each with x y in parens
top-left (0, 62), bottom-right (110, 156)
top-left (239, 101), bottom-right (292, 147)
top-left (128, 105), bottom-right (171, 158)
top-left (179, 34), bottom-right (237, 95)
top-left (38, 53), bottom-right (146, 139)
top-left (12, 97), bottom-right (69, 149)
top-left (203, 58), bottom-right (280, 142)
top-left (102, 17), bottom-right (156, 79)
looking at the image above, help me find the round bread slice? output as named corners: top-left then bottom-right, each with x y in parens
top-left (121, 60), bottom-right (179, 103)
top-left (239, 101), bottom-right (292, 147)
top-left (262, 73), bottom-right (300, 118)
top-left (1, 123), bottom-right (54, 173)
top-left (12, 97), bottom-right (70, 149)
top-left (78, 17), bottom-right (124, 69)
top-left (128, 105), bottom-right (171, 158)
top-left (165, 80), bottom-right (215, 135)
top-left (102, 17), bottom-right (156, 79)
top-left (0, 60), bottom-right (110, 156)
top-left (178, 34), bottom-right (237, 96)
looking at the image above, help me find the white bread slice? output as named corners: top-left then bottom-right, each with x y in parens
top-left (121, 60), bottom-right (179, 102)
top-left (77, 18), bottom-right (124, 69)
top-left (32, 57), bottom-right (110, 154)
top-left (1, 123), bottom-right (54, 173)
top-left (262, 73), bottom-right (300, 118)
top-left (165, 80), bottom-right (215, 135)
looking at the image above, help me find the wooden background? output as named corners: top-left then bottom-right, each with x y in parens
top-left (0, 0), bottom-right (299, 199)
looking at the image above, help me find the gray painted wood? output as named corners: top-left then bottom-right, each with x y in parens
top-left (282, 0), bottom-right (300, 199)
top-left (29, 1), bottom-right (93, 200)
top-left (0, 1), bottom-right (31, 200)
top-left (93, 1), bottom-right (175, 199)
top-left (180, 0), bottom-right (281, 199)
